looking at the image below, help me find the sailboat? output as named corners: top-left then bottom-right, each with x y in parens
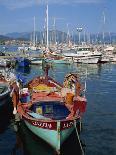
top-left (44, 6), bottom-right (72, 65)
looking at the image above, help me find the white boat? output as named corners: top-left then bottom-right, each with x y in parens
top-left (30, 57), bottom-right (42, 65)
top-left (29, 46), bottom-right (38, 51)
top-left (0, 58), bottom-right (11, 67)
top-left (63, 46), bottom-right (102, 64)
top-left (18, 46), bottom-right (29, 51)
top-left (100, 46), bottom-right (116, 63)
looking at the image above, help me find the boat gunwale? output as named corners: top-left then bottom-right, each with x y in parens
top-left (17, 103), bottom-right (80, 123)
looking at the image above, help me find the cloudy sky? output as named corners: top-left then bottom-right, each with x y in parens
top-left (0, 0), bottom-right (115, 34)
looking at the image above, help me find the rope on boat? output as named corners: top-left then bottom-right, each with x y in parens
top-left (79, 118), bottom-right (82, 133)
top-left (74, 119), bottom-right (84, 155)
top-left (83, 69), bottom-right (87, 97)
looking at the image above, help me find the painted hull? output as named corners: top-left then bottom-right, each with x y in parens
top-left (52, 59), bottom-right (71, 64)
top-left (24, 116), bottom-right (79, 153)
top-left (17, 101), bottom-right (82, 153)
top-left (0, 83), bottom-right (10, 108)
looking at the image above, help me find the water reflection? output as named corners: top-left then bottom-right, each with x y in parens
top-left (12, 121), bottom-right (85, 155)
top-left (15, 66), bottom-right (31, 74)
top-left (0, 99), bottom-right (13, 134)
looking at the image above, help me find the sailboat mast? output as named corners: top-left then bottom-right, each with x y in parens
top-left (102, 11), bottom-right (105, 45)
top-left (46, 4), bottom-right (49, 49)
top-left (33, 16), bottom-right (36, 47)
top-left (53, 17), bottom-right (56, 45)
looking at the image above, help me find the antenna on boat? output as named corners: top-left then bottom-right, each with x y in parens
top-left (42, 58), bottom-right (50, 80)
top-left (33, 16), bottom-right (36, 47)
top-left (46, 3), bottom-right (49, 50)
top-left (74, 120), bottom-right (85, 155)
top-left (102, 10), bottom-right (106, 46)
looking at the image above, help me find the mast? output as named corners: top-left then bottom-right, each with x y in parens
top-left (46, 4), bottom-right (49, 50)
top-left (33, 16), bottom-right (36, 47)
top-left (67, 23), bottom-right (70, 46)
top-left (53, 17), bottom-right (56, 45)
top-left (102, 11), bottom-right (106, 46)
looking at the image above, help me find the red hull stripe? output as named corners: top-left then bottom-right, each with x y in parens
top-left (23, 115), bottom-right (79, 131)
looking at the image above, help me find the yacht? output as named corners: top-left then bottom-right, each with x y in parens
top-left (100, 46), bottom-right (116, 63)
top-left (0, 58), bottom-right (11, 67)
top-left (62, 45), bottom-right (102, 64)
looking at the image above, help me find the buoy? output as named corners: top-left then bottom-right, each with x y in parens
top-left (13, 107), bottom-right (17, 115)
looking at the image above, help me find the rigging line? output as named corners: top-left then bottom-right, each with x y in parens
top-left (83, 69), bottom-right (87, 97)
top-left (74, 119), bottom-right (85, 155)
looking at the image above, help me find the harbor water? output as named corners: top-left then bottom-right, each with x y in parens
top-left (0, 62), bottom-right (116, 155)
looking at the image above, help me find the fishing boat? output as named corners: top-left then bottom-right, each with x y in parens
top-left (0, 72), bottom-right (10, 108)
top-left (0, 67), bottom-right (19, 109)
top-left (14, 59), bottom-right (87, 154)
top-left (0, 51), bottom-right (11, 67)
top-left (0, 58), bottom-right (11, 67)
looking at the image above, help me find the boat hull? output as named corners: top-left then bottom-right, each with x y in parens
top-left (24, 118), bottom-right (78, 152)
top-left (0, 84), bottom-right (10, 108)
top-left (30, 58), bottom-right (42, 65)
top-left (52, 59), bottom-right (71, 64)
top-left (75, 57), bottom-right (101, 64)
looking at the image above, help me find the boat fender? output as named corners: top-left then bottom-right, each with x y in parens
top-left (13, 107), bottom-right (17, 115)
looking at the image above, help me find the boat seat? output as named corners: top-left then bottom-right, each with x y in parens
top-left (27, 112), bottom-right (51, 120)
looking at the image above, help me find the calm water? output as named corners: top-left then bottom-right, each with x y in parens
top-left (0, 63), bottom-right (116, 155)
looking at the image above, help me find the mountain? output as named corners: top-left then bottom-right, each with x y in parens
top-left (5, 30), bottom-right (68, 43)
top-left (5, 32), bottom-right (30, 40)
top-left (0, 35), bottom-right (11, 40)
top-left (3, 31), bottom-right (116, 44)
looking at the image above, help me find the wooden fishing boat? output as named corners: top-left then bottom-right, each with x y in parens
top-left (0, 82), bottom-right (10, 107)
top-left (15, 65), bottom-right (87, 154)
top-left (0, 73), bottom-right (11, 108)
top-left (0, 68), bottom-right (19, 111)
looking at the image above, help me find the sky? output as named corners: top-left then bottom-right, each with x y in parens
top-left (0, 0), bottom-right (115, 34)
